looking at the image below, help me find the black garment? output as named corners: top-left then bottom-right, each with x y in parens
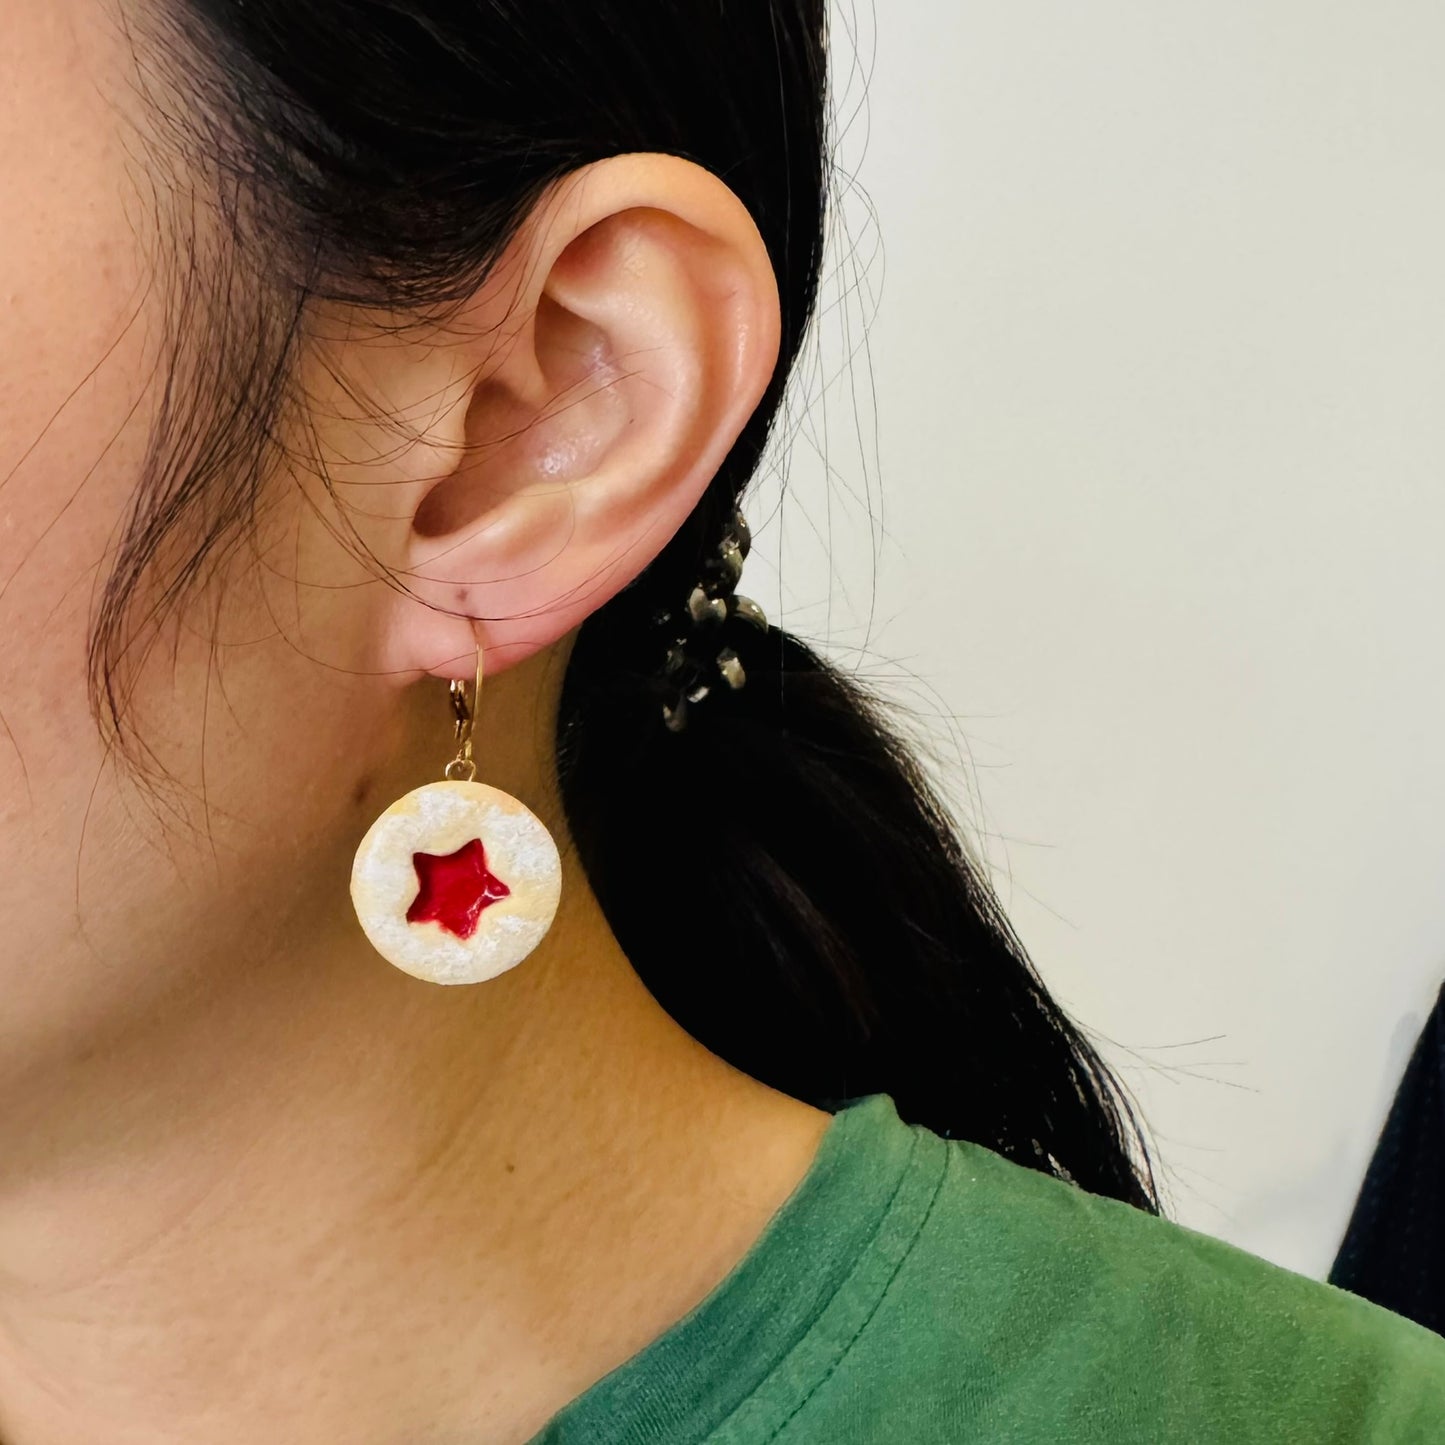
top-left (1329, 978), bottom-right (1445, 1339)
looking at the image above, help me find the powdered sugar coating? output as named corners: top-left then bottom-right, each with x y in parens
top-left (350, 781), bottom-right (562, 984)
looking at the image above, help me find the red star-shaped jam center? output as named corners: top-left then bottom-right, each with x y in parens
top-left (405, 838), bottom-right (511, 940)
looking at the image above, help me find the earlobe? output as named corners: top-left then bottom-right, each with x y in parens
top-left (321, 152), bottom-right (782, 687)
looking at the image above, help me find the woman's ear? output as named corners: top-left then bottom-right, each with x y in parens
top-left (300, 152), bottom-right (781, 684)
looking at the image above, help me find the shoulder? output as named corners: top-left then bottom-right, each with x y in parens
top-left (786, 1123), bottom-right (1445, 1444)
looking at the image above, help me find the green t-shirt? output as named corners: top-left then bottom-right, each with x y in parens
top-left (527, 1091), bottom-right (1445, 1443)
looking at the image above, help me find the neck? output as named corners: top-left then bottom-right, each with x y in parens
top-left (0, 869), bottom-right (831, 1444)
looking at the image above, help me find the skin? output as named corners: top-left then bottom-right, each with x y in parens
top-left (0, 4), bottom-right (833, 1443)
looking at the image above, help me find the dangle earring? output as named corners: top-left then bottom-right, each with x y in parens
top-left (349, 642), bottom-right (562, 985)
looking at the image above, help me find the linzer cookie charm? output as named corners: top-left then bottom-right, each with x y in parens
top-left (349, 646), bottom-right (562, 985)
top-left (350, 780), bottom-right (561, 985)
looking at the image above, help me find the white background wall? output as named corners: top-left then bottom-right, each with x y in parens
top-left (749, 1), bottom-right (1445, 1280)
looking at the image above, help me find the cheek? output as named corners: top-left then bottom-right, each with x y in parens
top-left (0, 2), bottom-right (158, 585)
top-left (0, 2), bottom-right (167, 940)
top-left (0, 3), bottom-right (160, 748)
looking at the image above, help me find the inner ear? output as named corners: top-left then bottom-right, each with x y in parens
top-left (532, 288), bottom-right (617, 397)
top-left (411, 289), bottom-right (620, 543)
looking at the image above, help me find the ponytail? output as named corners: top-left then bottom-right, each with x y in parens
top-left (558, 548), bottom-right (1163, 1212)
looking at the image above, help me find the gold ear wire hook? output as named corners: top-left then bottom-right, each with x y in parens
top-left (444, 642), bottom-right (483, 783)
